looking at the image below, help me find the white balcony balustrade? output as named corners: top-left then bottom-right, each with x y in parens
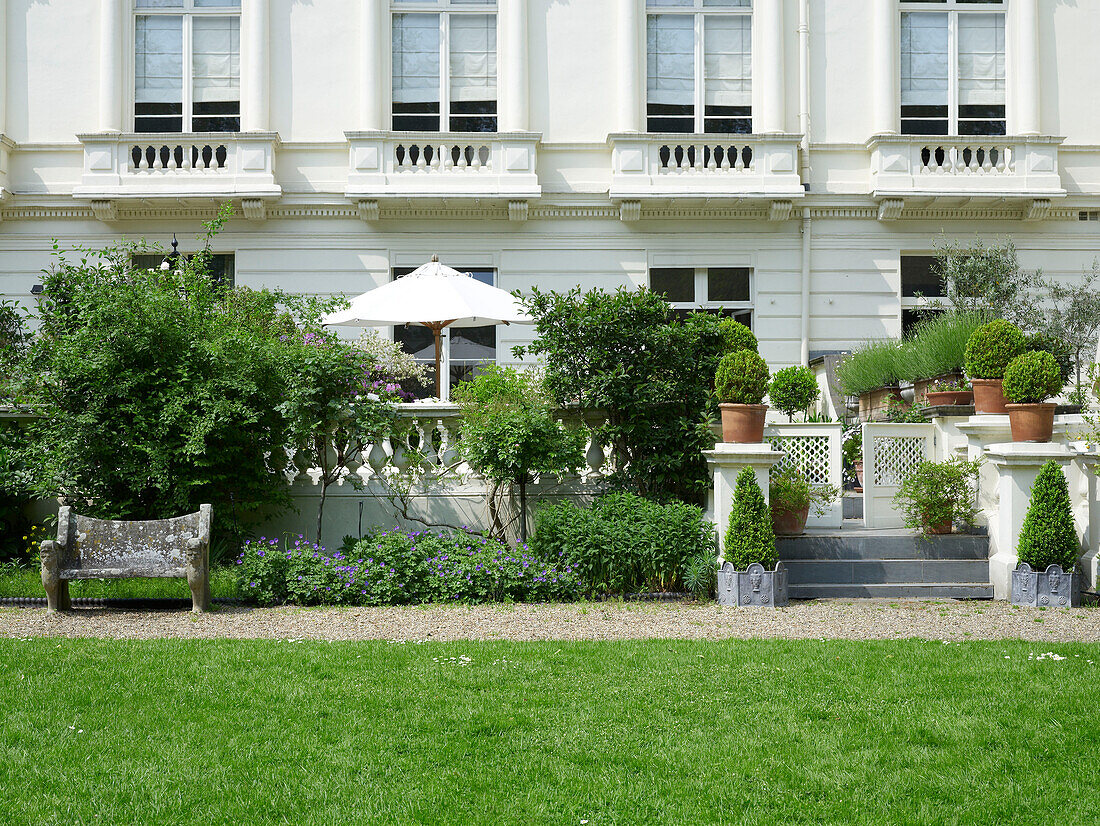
top-left (867, 135), bottom-right (1065, 203)
top-left (344, 131), bottom-right (541, 202)
top-left (74, 132), bottom-right (281, 202)
top-left (607, 133), bottom-right (805, 202)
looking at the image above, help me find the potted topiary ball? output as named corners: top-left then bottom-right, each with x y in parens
top-left (1012, 460), bottom-right (1081, 606)
top-left (1002, 350), bottom-right (1064, 442)
top-left (717, 467), bottom-right (788, 607)
top-left (769, 365), bottom-right (820, 422)
top-left (719, 318), bottom-right (758, 354)
top-left (964, 319), bottom-right (1026, 414)
top-left (715, 349), bottom-right (770, 443)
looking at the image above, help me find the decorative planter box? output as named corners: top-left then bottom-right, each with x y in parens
top-left (716, 561), bottom-right (789, 607)
top-left (1011, 563), bottom-right (1081, 607)
top-left (858, 387), bottom-right (904, 422)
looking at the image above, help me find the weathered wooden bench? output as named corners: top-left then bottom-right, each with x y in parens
top-left (40, 505), bottom-right (212, 613)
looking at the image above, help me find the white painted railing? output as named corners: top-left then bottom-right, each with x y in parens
top-left (765, 422), bottom-right (843, 528)
top-left (607, 132), bottom-right (804, 200)
top-left (74, 132), bottom-right (281, 201)
top-left (867, 135), bottom-right (1064, 200)
top-left (861, 422), bottom-right (935, 529)
top-left (345, 131), bottom-right (542, 200)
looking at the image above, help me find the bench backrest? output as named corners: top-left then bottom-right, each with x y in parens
top-left (56, 505), bottom-right (212, 571)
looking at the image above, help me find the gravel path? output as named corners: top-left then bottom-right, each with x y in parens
top-left (1, 600), bottom-right (1099, 642)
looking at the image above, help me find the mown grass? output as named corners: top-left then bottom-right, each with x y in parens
top-left (0, 637), bottom-right (1097, 825)
top-left (0, 566), bottom-right (241, 600)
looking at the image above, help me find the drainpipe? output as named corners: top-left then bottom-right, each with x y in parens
top-left (798, 0), bottom-right (811, 366)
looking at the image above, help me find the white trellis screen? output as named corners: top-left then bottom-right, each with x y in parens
top-left (861, 422), bottom-right (935, 528)
top-left (765, 423), bottom-right (843, 528)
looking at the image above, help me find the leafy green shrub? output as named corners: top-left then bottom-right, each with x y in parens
top-left (1002, 351), bottom-right (1064, 404)
top-left (237, 530), bottom-right (579, 606)
top-left (1017, 460), bottom-right (1079, 571)
top-left (836, 339), bottom-right (905, 396)
top-left (515, 286), bottom-right (727, 504)
top-left (715, 350), bottom-right (769, 404)
top-left (682, 552), bottom-right (717, 600)
top-left (906, 311), bottom-right (988, 381)
top-left (769, 366), bottom-right (820, 421)
top-left (530, 492), bottom-right (716, 595)
top-left (1024, 333), bottom-right (1073, 386)
top-left (724, 468), bottom-right (776, 570)
top-left (769, 466), bottom-right (838, 517)
top-left (892, 459), bottom-right (980, 535)
top-left (964, 319), bottom-right (1026, 379)
top-left (719, 319), bottom-right (758, 354)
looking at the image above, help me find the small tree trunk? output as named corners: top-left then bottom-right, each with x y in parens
top-left (518, 474), bottom-right (528, 543)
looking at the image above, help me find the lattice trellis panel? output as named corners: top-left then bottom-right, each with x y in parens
top-left (871, 436), bottom-right (927, 487)
top-left (767, 435), bottom-right (831, 485)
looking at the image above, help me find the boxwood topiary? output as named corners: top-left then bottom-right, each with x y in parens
top-left (1002, 350), bottom-right (1064, 404)
top-left (724, 467), bottom-right (777, 570)
top-left (964, 319), bottom-right (1026, 379)
top-left (1017, 459), bottom-right (1079, 571)
top-left (769, 365), bottom-right (820, 421)
top-left (1025, 333), bottom-right (1073, 386)
top-left (715, 350), bottom-right (769, 404)
top-left (719, 318), bottom-right (758, 354)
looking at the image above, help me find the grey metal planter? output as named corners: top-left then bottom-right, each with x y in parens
top-left (716, 561), bottom-right (789, 607)
top-left (1011, 563), bottom-right (1081, 607)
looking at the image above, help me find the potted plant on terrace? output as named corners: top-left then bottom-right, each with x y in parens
top-left (892, 458), bottom-right (980, 535)
top-left (717, 467), bottom-right (788, 607)
top-left (925, 378), bottom-right (973, 407)
top-left (907, 311), bottom-right (987, 401)
top-left (769, 465), bottom-right (840, 536)
top-left (1012, 460), bottom-right (1081, 607)
top-left (769, 365), bottom-right (820, 422)
top-left (715, 349), bottom-right (770, 443)
top-left (1002, 350), bottom-right (1064, 443)
top-left (964, 319), bottom-right (1026, 414)
top-left (836, 339), bottom-right (905, 421)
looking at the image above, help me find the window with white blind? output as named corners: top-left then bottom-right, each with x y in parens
top-left (649, 266), bottom-right (753, 327)
top-left (646, 0), bottom-right (752, 134)
top-left (900, 1), bottom-right (1005, 136)
top-left (392, 0), bottom-right (497, 133)
top-left (134, 0), bottom-right (240, 133)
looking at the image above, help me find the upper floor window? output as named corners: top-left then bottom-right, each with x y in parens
top-left (134, 0), bottom-right (240, 133)
top-left (900, 0), bottom-right (1005, 136)
top-left (646, 0), bottom-right (752, 134)
top-left (392, 0), bottom-right (497, 133)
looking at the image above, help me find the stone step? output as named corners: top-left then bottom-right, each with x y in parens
top-left (784, 558), bottom-right (989, 586)
top-left (791, 583), bottom-right (994, 600)
top-left (778, 532), bottom-right (988, 561)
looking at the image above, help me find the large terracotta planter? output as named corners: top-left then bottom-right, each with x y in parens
top-left (858, 386), bottom-right (904, 422)
top-left (913, 372), bottom-right (965, 402)
top-left (922, 518), bottom-right (953, 535)
top-left (771, 505), bottom-right (810, 536)
top-left (719, 403), bottom-right (767, 443)
top-left (971, 378), bottom-right (1008, 414)
top-left (925, 390), bottom-right (974, 406)
top-left (1006, 403), bottom-right (1057, 443)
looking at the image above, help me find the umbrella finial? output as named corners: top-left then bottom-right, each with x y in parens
top-left (431, 254), bottom-right (439, 262)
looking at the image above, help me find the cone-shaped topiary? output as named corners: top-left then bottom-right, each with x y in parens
top-left (1017, 459), bottom-right (1079, 571)
top-left (724, 467), bottom-right (777, 570)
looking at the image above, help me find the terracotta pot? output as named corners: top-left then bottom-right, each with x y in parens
top-left (854, 460), bottom-right (864, 489)
top-left (771, 505), bottom-right (810, 536)
top-left (923, 518), bottom-right (954, 535)
top-left (925, 390), bottom-right (974, 406)
top-left (1006, 403), bottom-right (1057, 443)
top-left (858, 386), bottom-right (905, 422)
top-left (913, 372), bottom-right (965, 402)
top-left (719, 403), bottom-right (768, 443)
top-left (971, 378), bottom-right (1008, 414)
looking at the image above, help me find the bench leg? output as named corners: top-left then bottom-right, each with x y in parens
top-left (40, 540), bottom-right (69, 613)
top-left (187, 564), bottom-right (210, 614)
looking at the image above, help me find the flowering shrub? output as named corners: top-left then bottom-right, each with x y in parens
top-left (236, 530), bottom-right (580, 606)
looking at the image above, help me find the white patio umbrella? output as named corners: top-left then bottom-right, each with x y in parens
top-left (323, 256), bottom-right (531, 398)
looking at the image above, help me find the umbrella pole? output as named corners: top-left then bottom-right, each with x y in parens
top-left (431, 323), bottom-right (443, 399)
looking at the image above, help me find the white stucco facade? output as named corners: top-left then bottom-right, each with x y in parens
top-left (1, 0), bottom-right (1098, 379)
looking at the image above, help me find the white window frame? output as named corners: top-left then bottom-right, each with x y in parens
top-left (899, 253), bottom-right (942, 332)
top-left (647, 260), bottom-right (755, 327)
top-left (390, 0), bottom-right (498, 133)
top-left (646, 0), bottom-right (752, 134)
top-left (131, 0), bottom-right (241, 134)
top-left (900, 0), bottom-right (1006, 136)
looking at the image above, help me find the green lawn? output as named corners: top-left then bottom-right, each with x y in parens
top-left (0, 638), bottom-right (1096, 825)
top-left (0, 566), bottom-right (240, 601)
